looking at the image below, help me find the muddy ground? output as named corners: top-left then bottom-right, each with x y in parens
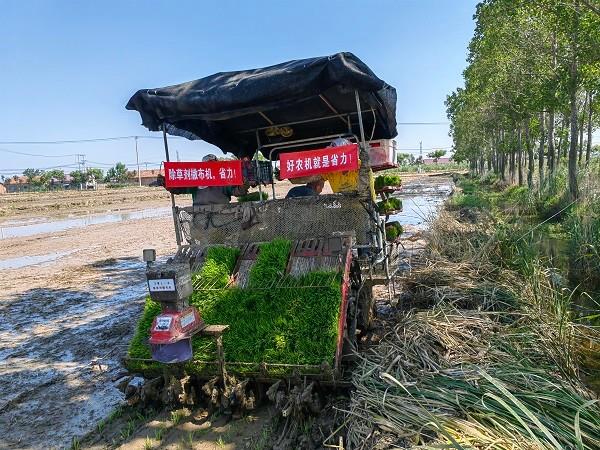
top-left (0, 175), bottom-right (453, 450)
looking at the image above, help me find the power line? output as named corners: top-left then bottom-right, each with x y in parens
top-left (0, 148), bottom-right (79, 158)
top-left (397, 122), bottom-right (449, 125)
top-left (397, 146), bottom-right (453, 151)
top-left (0, 163), bottom-right (80, 173)
top-left (0, 135), bottom-right (180, 145)
top-left (0, 124), bottom-right (451, 145)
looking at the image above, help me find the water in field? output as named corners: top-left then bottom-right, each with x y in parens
top-left (388, 181), bottom-right (453, 229)
top-left (0, 207), bottom-right (171, 239)
top-left (0, 250), bottom-right (78, 270)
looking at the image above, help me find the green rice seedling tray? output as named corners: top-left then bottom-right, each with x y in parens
top-left (385, 221), bottom-right (403, 241)
top-left (127, 239), bottom-right (345, 379)
top-left (377, 197), bottom-right (403, 215)
top-left (374, 174), bottom-right (402, 192)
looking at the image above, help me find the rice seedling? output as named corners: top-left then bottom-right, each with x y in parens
top-left (128, 239), bottom-right (343, 375)
top-left (385, 221), bottom-right (403, 241)
top-left (185, 431), bottom-right (195, 447)
top-left (377, 197), bottom-right (402, 214)
top-left (120, 419), bottom-right (135, 440)
top-left (170, 409), bottom-right (187, 426)
top-left (154, 425), bottom-right (165, 441)
top-left (237, 191), bottom-right (268, 202)
top-left (374, 174), bottom-right (402, 190)
top-left (70, 437), bottom-right (80, 450)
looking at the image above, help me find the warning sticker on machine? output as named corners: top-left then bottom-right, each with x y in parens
top-left (180, 312), bottom-right (195, 329)
top-left (155, 316), bottom-right (172, 331)
top-left (148, 279), bottom-right (176, 292)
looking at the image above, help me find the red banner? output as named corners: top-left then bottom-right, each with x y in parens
top-left (279, 144), bottom-right (359, 179)
top-left (164, 160), bottom-right (243, 188)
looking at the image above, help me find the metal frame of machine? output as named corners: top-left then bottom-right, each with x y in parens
top-left (125, 54), bottom-right (398, 381)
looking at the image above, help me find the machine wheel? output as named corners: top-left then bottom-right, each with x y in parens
top-left (357, 285), bottom-right (375, 332)
top-left (343, 292), bottom-right (358, 356)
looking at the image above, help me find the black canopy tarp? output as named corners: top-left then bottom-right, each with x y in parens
top-left (126, 52), bottom-right (397, 158)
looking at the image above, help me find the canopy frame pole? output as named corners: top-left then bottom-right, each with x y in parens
top-left (162, 124), bottom-right (182, 247)
top-left (355, 90), bottom-right (385, 269)
top-left (255, 131), bottom-right (264, 201)
top-left (232, 109), bottom-right (376, 134)
top-left (319, 94), bottom-right (350, 126)
top-left (354, 90), bottom-right (367, 147)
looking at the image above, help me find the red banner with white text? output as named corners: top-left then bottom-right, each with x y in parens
top-left (279, 144), bottom-right (359, 179)
top-left (164, 160), bottom-right (243, 188)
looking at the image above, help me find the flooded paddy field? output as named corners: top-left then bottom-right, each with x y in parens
top-left (0, 176), bottom-right (453, 449)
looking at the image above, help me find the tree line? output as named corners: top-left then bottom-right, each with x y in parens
top-left (0, 162), bottom-right (132, 188)
top-left (447, 0), bottom-right (600, 199)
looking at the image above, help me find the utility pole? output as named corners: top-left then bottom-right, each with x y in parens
top-left (76, 154), bottom-right (86, 190)
top-left (419, 141), bottom-right (423, 173)
top-left (135, 136), bottom-right (141, 187)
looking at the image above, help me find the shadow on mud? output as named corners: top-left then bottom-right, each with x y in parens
top-left (0, 257), bottom-right (148, 449)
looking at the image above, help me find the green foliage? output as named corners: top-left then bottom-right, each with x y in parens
top-left (127, 239), bottom-right (343, 374)
top-left (69, 170), bottom-right (86, 184)
top-left (566, 196), bottom-right (600, 287)
top-left (498, 185), bottom-right (531, 208)
top-left (426, 149), bottom-right (447, 162)
top-left (374, 174), bottom-right (402, 190)
top-left (105, 162), bottom-right (128, 183)
top-left (536, 192), bottom-right (569, 221)
top-left (446, 0), bottom-right (600, 199)
top-left (377, 197), bottom-right (402, 214)
top-left (70, 168), bottom-right (104, 185)
top-left (237, 191), bottom-right (268, 202)
top-left (22, 168), bottom-right (43, 181)
top-left (87, 168), bottom-right (104, 181)
top-left (396, 152), bottom-right (415, 166)
top-left (45, 169), bottom-right (66, 181)
top-left (449, 193), bottom-right (489, 210)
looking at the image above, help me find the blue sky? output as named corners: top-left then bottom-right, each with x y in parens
top-left (0, 0), bottom-right (478, 176)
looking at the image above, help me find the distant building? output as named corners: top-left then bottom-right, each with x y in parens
top-left (423, 157), bottom-right (451, 165)
top-left (129, 169), bottom-right (165, 186)
top-left (4, 176), bottom-right (33, 193)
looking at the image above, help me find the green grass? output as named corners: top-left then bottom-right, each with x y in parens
top-left (170, 409), bottom-right (187, 426)
top-left (154, 425), bottom-right (165, 441)
top-left (448, 192), bottom-right (489, 209)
